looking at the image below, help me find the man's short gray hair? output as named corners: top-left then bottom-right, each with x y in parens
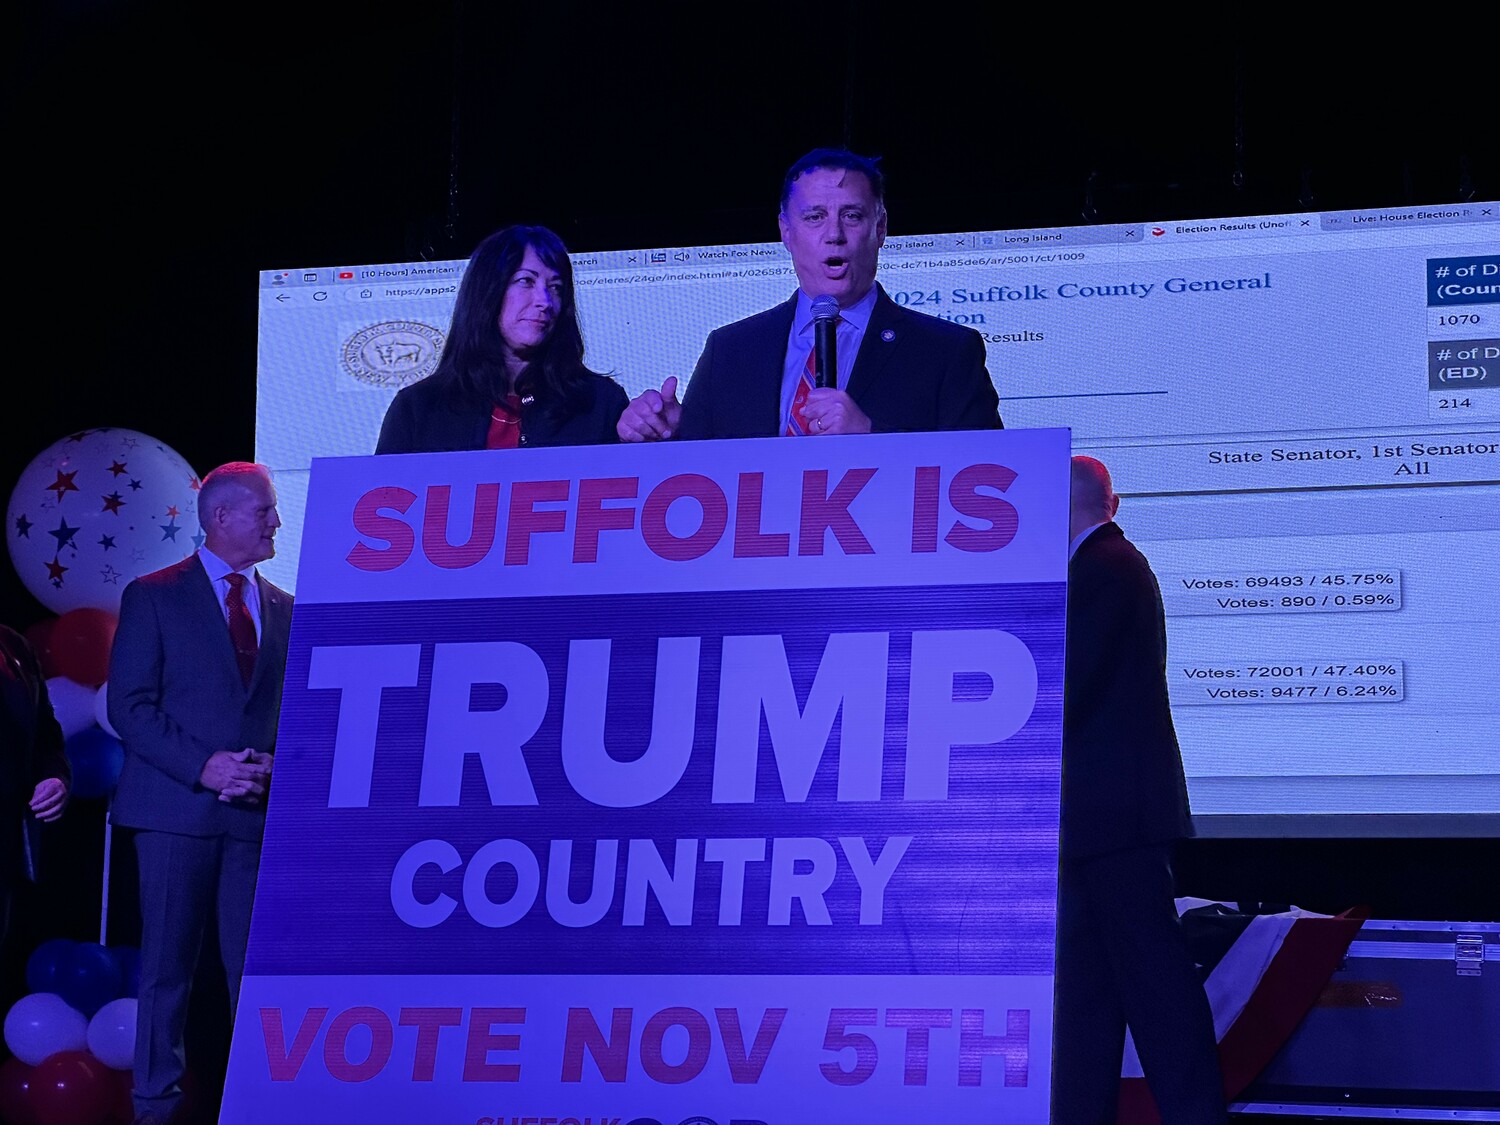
top-left (197, 462), bottom-right (272, 525)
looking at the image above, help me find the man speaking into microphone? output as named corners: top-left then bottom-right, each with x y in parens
top-left (617, 146), bottom-right (1003, 441)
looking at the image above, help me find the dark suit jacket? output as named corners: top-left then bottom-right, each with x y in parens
top-left (677, 286), bottom-right (1003, 439)
top-left (0, 624), bottom-right (70, 883)
top-left (1061, 521), bottom-right (1192, 858)
top-left (108, 555), bottom-right (293, 841)
top-left (375, 372), bottom-right (629, 453)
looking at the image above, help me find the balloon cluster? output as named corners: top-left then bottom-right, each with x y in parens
top-left (0, 940), bottom-right (142, 1125)
top-left (6, 429), bottom-right (205, 803)
top-left (2, 431), bottom-right (209, 1123)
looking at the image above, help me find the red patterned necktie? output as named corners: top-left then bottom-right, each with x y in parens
top-left (785, 342), bottom-right (818, 437)
top-left (225, 573), bottom-right (258, 688)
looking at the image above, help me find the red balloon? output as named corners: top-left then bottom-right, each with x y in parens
top-left (23, 618), bottom-right (56, 675)
top-left (42, 608), bottom-right (118, 688)
top-left (0, 1055), bottom-right (39, 1125)
top-left (28, 1050), bottom-right (111, 1125)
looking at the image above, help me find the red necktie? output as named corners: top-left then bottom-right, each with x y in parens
top-left (225, 573), bottom-right (258, 688)
top-left (785, 344), bottom-right (817, 437)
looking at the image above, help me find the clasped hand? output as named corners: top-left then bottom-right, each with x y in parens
top-left (201, 747), bottom-right (273, 805)
top-left (799, 387), bottom-right (872, 436)
top-left (28, 777), bottom-right (68, 822)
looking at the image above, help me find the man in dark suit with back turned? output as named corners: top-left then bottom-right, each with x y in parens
top-left (108, 461), bottom-right (293, 1125)
top-left (1053, 455), bottom-right (1225, 1124)
top-left (616, 146), bottom-right (1002, 441)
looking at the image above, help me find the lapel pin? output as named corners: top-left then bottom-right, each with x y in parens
top-left (881, 329), bottom-right (895, 342)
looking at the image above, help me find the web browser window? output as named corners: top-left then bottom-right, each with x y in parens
top-left (256, 202), bottom-right (1500, 835)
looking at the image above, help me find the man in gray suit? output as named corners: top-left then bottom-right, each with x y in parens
top-left (108, 461), bottom-right (293, 1125)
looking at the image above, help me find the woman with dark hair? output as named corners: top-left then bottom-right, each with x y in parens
top-left (375, 224), bottom-right (628, 453)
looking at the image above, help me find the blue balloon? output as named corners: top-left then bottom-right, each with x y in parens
top-left (109, 946), bottom-right (141, 999)
top-left (25, 937), bottom-right (78, 994)
top-left (64, 727), bottom-right (125, 799)
top-left (56, 941), bottom-right (124, 1018)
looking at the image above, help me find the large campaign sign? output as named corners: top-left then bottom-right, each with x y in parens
top-left (222, 428), bottom-right (1071, 1125)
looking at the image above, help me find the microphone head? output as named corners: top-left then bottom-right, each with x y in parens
top-left (811, 294), bottom-right (840, 322)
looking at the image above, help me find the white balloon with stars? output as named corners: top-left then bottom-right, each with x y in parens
top-left (6, 428), bottom-right (203, 615)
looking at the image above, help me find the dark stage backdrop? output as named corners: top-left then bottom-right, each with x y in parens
top-left (4, 2), bottom-right (1496, 1034)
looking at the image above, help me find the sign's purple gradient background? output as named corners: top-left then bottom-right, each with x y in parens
top-left (248, 582), bottom-right (1064, 977)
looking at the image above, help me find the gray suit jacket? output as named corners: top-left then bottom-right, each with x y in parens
top-left (108, 554), bottom-right (293, 840)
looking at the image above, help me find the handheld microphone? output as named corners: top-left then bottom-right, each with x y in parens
top-left (811, 294), bottom-right (839, 389)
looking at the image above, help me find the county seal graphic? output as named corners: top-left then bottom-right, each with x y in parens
top-left (341, 319), bottom-right (445, 388)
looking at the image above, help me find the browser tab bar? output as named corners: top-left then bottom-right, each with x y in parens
top-left (346, 261), bottom-right (466, 283)
top-left (262, 260), bottom-right (466, 289)
top-left (970, 223), bottom-right (1144, 250)
top-left (883, 235), bottom-right (945, 253)
top-left (687, 244), bottom-right (784, 265)
top-left (566, 250), bottom-right (641, 272)
top-left (1143, 213), bottom-right (1320, 243)
top-left (1321, 205), bottom-right (1493, 232)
